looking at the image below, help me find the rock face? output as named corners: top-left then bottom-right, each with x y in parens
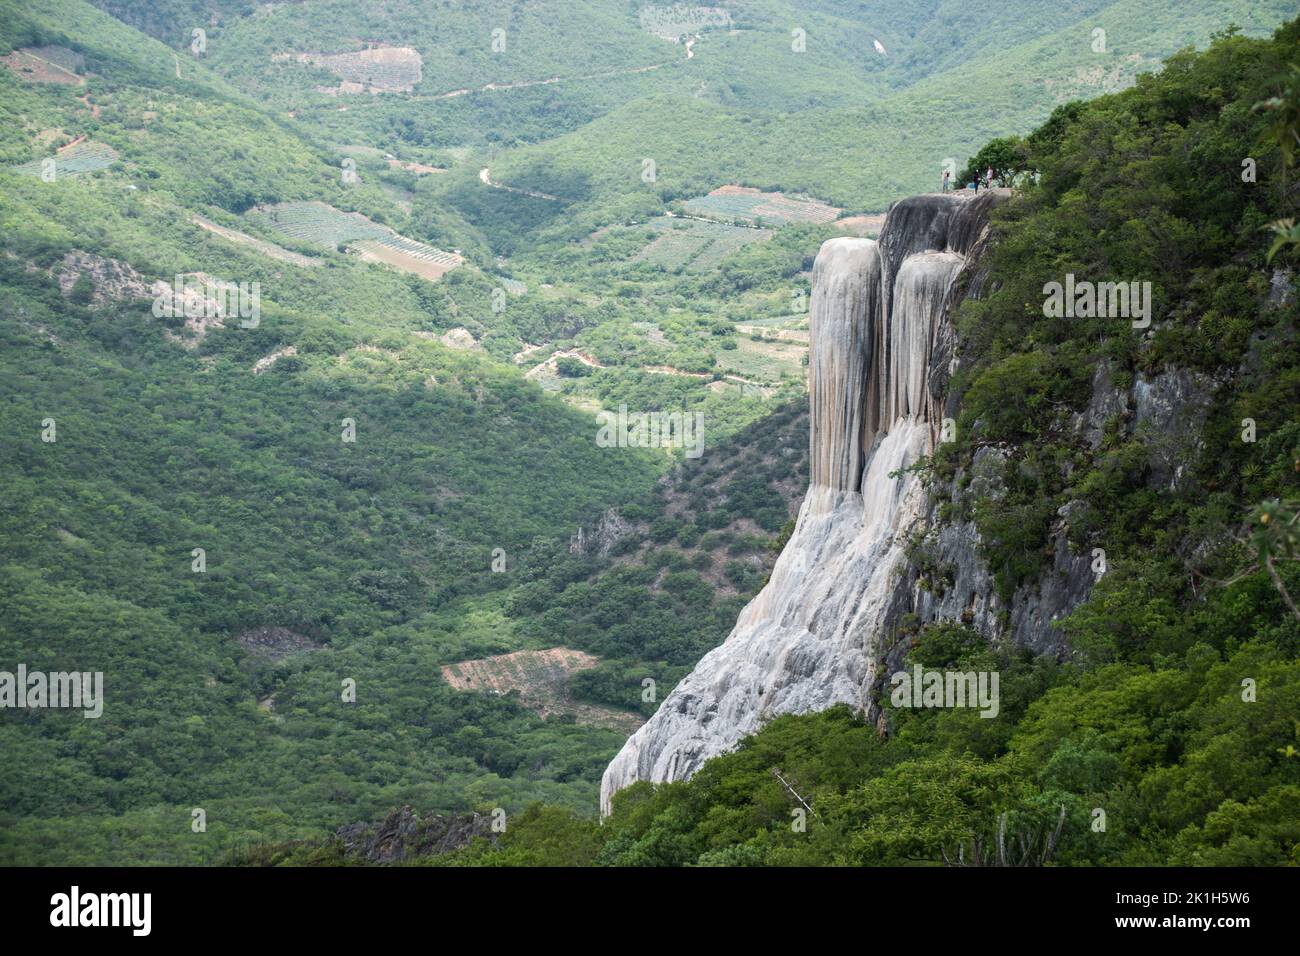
top-left (1132, 366), bottom-right (1214, 492)
top-left (600, 187), bottom-right (1235, 812)
top-left (57, 250), bottom-right (166, 304)
top-left (903, 360), bottom-right (1217, 660)
top-left (569, 507), bottom-right (634, 557)
top-left (601, 191), bottom-right (1013, 814)
top-left (335, 805), bottom-right (494, 864)
top-left (235, 625), bottom-right (320, 662)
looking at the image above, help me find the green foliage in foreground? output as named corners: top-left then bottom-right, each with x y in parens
top-left (440, 621), bottom-right (1299, 867)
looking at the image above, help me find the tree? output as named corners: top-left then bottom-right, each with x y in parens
top-left (1254, 62), bottom-right (1300, 260)
top-left (960, 137), bottom-right (1031, 187)
top-left (1214, 500), bottom-right (1300, 623)
top-left (554, 356), bottom-right (592, 377)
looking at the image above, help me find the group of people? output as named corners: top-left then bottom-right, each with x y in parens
top-left (941, 165), bottom-right (995, 193)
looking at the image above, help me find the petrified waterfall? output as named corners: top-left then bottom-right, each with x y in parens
top-left (601, 192), bottom-right (1007, 815)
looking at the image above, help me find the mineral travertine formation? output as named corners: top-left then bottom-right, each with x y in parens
top-left (601, 191), bottom-right (1011, 815)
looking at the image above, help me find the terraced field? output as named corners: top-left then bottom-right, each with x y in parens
top-left (685, 223), bottom-right (773, 271)
top-left (627, 217), bottom-right (771, 271)
top-left (12, 140), bottom-right (118, 177)
top-left (246, 201), bottom-right (390, 249)
top-left (2, 45), bottom-right (84, 84)
top-left (735, 314), bottom-right (811, 343)
top-left (639, 4), bottom-right (732, 39)
top-left (716, 335), bottom-right (807, 383)
top-left (273, 46), bottom-right (423, 93)
top-left (682, 185), bottom-right (842, 226)
top-left (190, 215), bottom-right (320, 268)
top-left (352, 234), bottom-right (463, 280)
top-left (245, 201), bottom-right (462, 280)
top-left (632, 226), bottom-right (710, 269)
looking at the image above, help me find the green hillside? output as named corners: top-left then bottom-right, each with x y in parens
top-left (404, 19), bottom-right (1300, 868)
top-left (0, 0), bottom-right (804, 858)
top-left (1, 0), bottom-right (1297, 867)
top-left (487, 0), bottom-right (1296, 226)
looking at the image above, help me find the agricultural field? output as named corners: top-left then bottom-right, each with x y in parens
top-left (441, 648), bottom-right (643, 732)
top-left (388, 158), bottom-right (446, 175)
top-left (734, 313), bottom-right (811, 344)
top-left (1, 45), bottom-right (84, 84)
top-left (272, 46), bottom-right (423, 94)
top-left (11, 140), bottom-right (118, 177)
top-left (190, 215), bottom-right (321, 268)
top-left (630, 225), bottom-right (710, 270)
top-left (352, 233), bottom-right (463, 281)
top-left (245, 201), bottom-right (390, 249)
top-left (684, 222), bottom-right (774, 272)
top-left (627, 217), bottom-right (772, 272)
top-left (716, 334), bottom-right (807, 384)
top-left (638, 4), bottom-right (732, 40)
top-left (681, 185), bottom-right (842, 226)
top-left (245, 201), bottom-right (461, 280)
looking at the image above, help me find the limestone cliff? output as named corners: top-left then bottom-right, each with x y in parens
top-left (601, 190), bottom-right (1018, 814)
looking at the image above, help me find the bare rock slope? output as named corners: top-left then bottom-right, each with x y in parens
top-left (601, 190), bottom-right (1014, 813)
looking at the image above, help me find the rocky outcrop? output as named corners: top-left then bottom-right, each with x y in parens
top-left (569, 507), bottom-right (635, 557)
top-left (600, 186), bottom-right (1235, 813)
top-left (904, 353), bottom-right (1217, 659)
top-left (1069, 359), bottom-right (1129, 450)
top-left (439, 327), bottom-right (481, 350)
top-left (335, 805), bottom-right (495, 864)
top-left (235, 625), bottom-right (320, 661)
top-left (57, 251), bottom-right (166, 304)
top-left (1132, 366), bottom-right (1214, 492)
top-left (601, 191), bottom-right (1013, 814)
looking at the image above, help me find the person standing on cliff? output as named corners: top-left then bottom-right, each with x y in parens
top-left (985, 165), bottom-right (995, 189)
top-left (942, 169), bottom-right (951, 192)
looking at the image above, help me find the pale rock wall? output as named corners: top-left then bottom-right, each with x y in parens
top-left (601, 191), bottom-right (1013, 814)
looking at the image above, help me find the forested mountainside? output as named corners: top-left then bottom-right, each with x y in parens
top-left (75, 0), bottom-right (1300, 240)
top-left (249, 19), bottom-right (1299, 868)
top-left (0, 0), bottom-right (1296, 868)
top-left (0, 0), bottom-right (806, 864)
